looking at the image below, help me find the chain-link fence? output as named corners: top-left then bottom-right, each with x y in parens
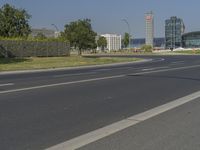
top-left (0, 40), bottom-right (70, 58)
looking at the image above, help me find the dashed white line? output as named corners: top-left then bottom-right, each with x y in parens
top-left (0, 83), bottom-right (14, 87)
top-left (171, 61), bottom-right (185, 64)
top-left (1, 64), bottom-right (200, 94)
top-left (132, 64), bottom-right (200, 76)
top-left (142, 66), bottom-right (169, 71)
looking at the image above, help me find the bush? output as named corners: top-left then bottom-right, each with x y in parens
top-left (141, 45), bottom-right (153, 53)
top-left (0, 39), bottom-right (70, 58)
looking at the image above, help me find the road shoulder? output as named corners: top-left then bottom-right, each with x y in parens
top-left (79, 98), bottom-right (200, 150)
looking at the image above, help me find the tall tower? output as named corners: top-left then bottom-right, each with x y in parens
top-left (145, 11), bottom-right (154, 47)
top-left (165, 16), bottom-right (185, 49)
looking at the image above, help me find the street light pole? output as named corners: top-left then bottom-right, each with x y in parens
top-left (51, 24), bottom-right (59, 38)
top-left (51, 24), bottom-right (59, 32)
top-left (122, 19), bottom-right (131, 49)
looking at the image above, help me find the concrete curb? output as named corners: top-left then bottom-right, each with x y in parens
top-left (0, 59), bottom-right (151, 75)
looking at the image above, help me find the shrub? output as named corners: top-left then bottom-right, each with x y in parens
top-left (141, 45), bottom-right (153, 53)
top-left (0, 39), bottom-right (70, 58)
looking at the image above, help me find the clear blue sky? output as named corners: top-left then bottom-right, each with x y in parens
top-left (1, 0), bottom-right (200, 38)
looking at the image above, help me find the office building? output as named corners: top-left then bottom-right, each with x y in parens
top-left (100, 34), bottom-right (122, 51)
top-left (131, 38), bottom-right (165, 48)
top-left (145, 11), bottom-right (154, 47)
top-left (165, 16), bottom-right (185, 49)
top-left (182, 31), bottom-right (200, 48)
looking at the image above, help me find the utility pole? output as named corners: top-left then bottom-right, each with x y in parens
top-left (122, 19), bottom-right (131, 49)
top-left (51, 24), bottom-right (59, 37)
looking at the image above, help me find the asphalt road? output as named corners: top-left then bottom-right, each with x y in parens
top-left (1, 55), bottom-right (200, 150)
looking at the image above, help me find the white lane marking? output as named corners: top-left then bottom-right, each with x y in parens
top-left (46, 90), bottom-right (200, 150)
top-left (0, 75), bottom-right (125, 94)
top-left (171, 61), bottom-right (185, 64)
top-left (142, 68), bottom-right (155, 71)
top-left (1, 64), bottom-right (200, 95)
top-left (132, 64), bottom-right (200, 76)
top-left (0, 83), bottom-right (14, 87)
top-left (53, 72), bottom-right (97, 78)
top-left (151, 58), bottom-right (165, 62)
top-left (142, 66), bottom-right (169, 71)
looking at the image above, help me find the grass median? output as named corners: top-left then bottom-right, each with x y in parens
top-left (174, 50), bottom-right (200, 55)
top-left (0, 56), bottom-right (142, 71)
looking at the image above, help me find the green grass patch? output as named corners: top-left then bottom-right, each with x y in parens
top-left (174, 50), bottom-right (200, 54)
top-left (0, 56), bottom-right (141, 71)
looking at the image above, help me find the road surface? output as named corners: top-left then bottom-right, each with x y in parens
top-left (1, 55), bottom-right (200, 150)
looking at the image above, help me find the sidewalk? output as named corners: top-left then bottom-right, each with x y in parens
top-left (79, 98), bottom-right (200, 150)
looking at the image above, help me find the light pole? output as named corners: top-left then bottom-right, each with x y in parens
top-left (122, 19), bottom-right (131, 49)
top-left (51, 24), bottom-right (59, 37)
top-left (51, 24), bottom-right (59, 32)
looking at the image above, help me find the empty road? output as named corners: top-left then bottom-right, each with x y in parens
top-left (1, 55), bottom-right (200, 150)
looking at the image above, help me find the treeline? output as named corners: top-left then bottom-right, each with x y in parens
top-left (0, 4), bottom-right (100, 56)
top-left (0, 4), bottom-right (71, 57)
top-left (0, 3), bottom-right (130, 57)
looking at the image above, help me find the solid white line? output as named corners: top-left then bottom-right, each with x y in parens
top-left (0, 83), bottom-right (14, 87)
top-left (46, 90), bottom-right (200, 150)
top-left (1, 64), bottom-right (200, 95)
top-left (0, 75), bottom-right (125, 94)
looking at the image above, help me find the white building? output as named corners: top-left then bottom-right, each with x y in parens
top-left (100, 34), bottom-right (122, 51)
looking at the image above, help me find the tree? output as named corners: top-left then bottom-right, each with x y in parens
top-left (141, 44), bottom-right (153, 52)
top-left (122, 32), bottom-right (130, 48)
top-left (97, 36), bottom-right (107, 51)
top-left (62, 19), bottom-right (97, 55)
top-left (0, 4), bottom-right (31, 38)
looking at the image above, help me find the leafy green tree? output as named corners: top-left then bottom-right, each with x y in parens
top-left (141, 44), bottom-right (153, 52)
top-left (97, 36), bottom-right (107, 51)
top-left (0, 4), bottom-right (31, 38)
top-left (122, 32), bottom-right (130, 48)
top-left (62, 19), bottom-right (97, 55)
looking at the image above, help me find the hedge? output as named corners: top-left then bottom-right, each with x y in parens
top-left (0, 40), bottom-right (70, 58)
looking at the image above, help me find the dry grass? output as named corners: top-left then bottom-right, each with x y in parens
top-left (0, 56), bottom-right (141, 71)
